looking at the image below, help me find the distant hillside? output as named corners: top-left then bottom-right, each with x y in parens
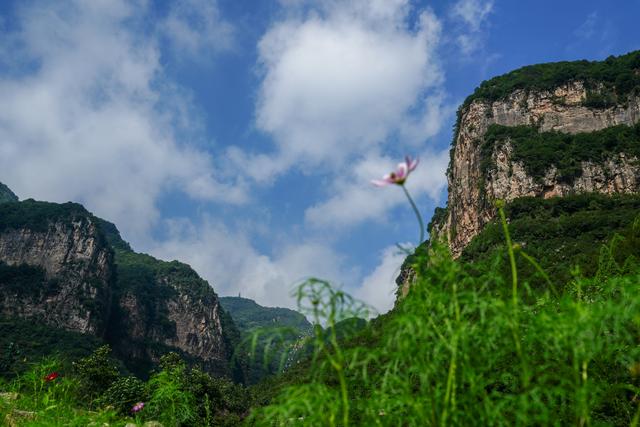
top-left (219, 296), bottom-right (312, 384)
top-left (219, 296), bottom-right (312, 334)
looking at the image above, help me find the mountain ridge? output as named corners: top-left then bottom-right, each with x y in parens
top-left (0, 187), bottom-right (244, 380)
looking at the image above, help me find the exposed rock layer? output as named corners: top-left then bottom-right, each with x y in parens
top-left (0, 199), bottom-right (239, 378)
top-left (434, 81), bottom-right (640, 257)
top-left (0, 217), bottom-right (112, 334)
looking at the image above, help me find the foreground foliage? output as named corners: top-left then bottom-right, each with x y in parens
top-left (2, 202), bottom-right (640, 425)
top-left (249, 207), bottom-right (640, 426)
top-left (0, 349), bottom-right (248, 426)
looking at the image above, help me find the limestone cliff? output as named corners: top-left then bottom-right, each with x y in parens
top-left (101, 222), bottom-right (241, 377)
top-left (431, 52), bottom-right (640, 257)
top-left (0, 201), bottom-right (112, 334)
top-left (0, 195), bottom-right (242, 379)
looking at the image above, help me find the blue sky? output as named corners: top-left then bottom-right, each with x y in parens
top-left (0, 0), bottom-right (639, 312)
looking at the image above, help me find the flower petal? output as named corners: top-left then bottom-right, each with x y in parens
top-left (395, 163), bottom-right (408, 180)
top-left (407, 156), bottom-right (419, 172)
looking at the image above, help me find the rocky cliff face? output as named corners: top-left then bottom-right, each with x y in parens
top-left (0, 197), bottom-right (241, 379)
top-left (433, 81), bottom-right (640, 257)
top-left (0, 202), bottom-right (112, 334)
top-left (100, 221), bottom-right (242, 378)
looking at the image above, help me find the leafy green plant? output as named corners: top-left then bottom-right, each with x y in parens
top-left (72, 345), bottom-right (120, 401)
top-left (142, 353), bottom-right (196, 426)
top-left (96, 376), bottom-right (147, 415)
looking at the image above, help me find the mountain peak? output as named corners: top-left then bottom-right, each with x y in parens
top-left (0, 182), bottom-right (18, 203)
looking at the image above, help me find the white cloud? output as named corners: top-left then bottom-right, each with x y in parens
top-left (150, 217), bottom-right (357, 309)
top-left (152, 216), bottom-right (405, 313)
top-left (234, 0), bottom-right (443, 182)
top-left (161, 0), bottom-right (234, 59)
top-left (353, 245), bottom-right (408, 313)
top-left (305, 149), bottom-right (449, 229)
top-left (451, 0), bottom-right (494, 32)
top-left (449, 0), bottom-right (494, 55)
top-left (573, 12), bottom-right (598, 40)
top-left (0, 0), bottom-right (245, 243)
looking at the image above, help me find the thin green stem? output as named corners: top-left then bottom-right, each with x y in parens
top-left (498, 205), bottom-right (518, 308)
top-left (498, 203), bottom-right (530, 389)
top-left (632, 400), bottom-right (640, 427)
top-left (402, 185), bottom-right (425, 245)
top-left (519, 250), bottom-right (559, 297)
top-left (328, 321), bottom-right (349, 427)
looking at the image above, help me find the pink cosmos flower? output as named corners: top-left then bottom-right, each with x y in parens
top-left (371, 155), bottom-right (425, 244)
top-left (131, 402), bottom-right (145, 413)
top-left (371, 156), bottom-right (419, 187)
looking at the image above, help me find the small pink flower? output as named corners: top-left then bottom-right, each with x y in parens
top-left (131, 402), bottom-right (145, 413)
top-left (371, 156), bottom-right (419, 187)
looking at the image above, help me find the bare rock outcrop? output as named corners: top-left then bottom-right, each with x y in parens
top-left (0, 204), bottom-right (112, 334)
top-left (433, 81), bottom-right (640, 257)
top-left (0, 199), bottom-right (241, 378)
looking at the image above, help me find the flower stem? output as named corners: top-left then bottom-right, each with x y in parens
top-left (402, 185), bottom-right (424, 244)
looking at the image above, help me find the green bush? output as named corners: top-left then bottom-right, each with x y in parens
top-left (145, 355), bottom-right (196, 426)
top-left (72, 345), bottom-right (120, 401)
top-left (96, 376), bottom-right (147, 415)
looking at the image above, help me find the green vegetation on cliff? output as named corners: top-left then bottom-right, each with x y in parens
top-left (0, 196), bottom-right (244, 382)
top-left (98, 220), bottom-right (245, 381)
top-left (0, 199), bottom-right (99, 235)
top-left (0, 182), bottom-right (18, 204)
top-left (219, 297), bottom-right (312, 384)
top-left (481, 123), bottom-right (640, 185)
top-left (462, 193), bottom-right (640, 289)
top-left (219, 297), bottom-right (311, 335)
top-left (464, 50), bottom-right (640, 108)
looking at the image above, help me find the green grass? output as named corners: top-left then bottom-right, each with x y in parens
top-left (247, 209), bottom-right (640, 426)
top-left (0, 349), bottom-right (250, 426)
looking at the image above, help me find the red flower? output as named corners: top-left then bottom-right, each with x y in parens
top-left (44, 372), bottom-right (59, 382)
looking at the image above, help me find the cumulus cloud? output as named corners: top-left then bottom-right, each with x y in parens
top-left (0, 0), bottom-right (245, 242)
top-left (150, 217), bottom-right (357, 309)
top-left (161, 0), bottom-right (234, 59)
top-left (152, 216), bottom-right (405, 313)
top-left (451, 0), bottom-right (494, 32)
top-left (450, 0), bottom-right (494, 55)
top-left (233, 0), bottom-right (443, 181)
top-left (353, 245), bottom-right (408, 313)
top-left (305, 149), bottom-right (449, 229)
